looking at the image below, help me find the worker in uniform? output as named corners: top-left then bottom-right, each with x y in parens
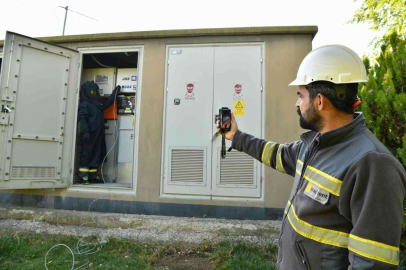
top-left (217, 45), bottom-right (406, 269)
top-left (78, 81), bottom-right (121, 185)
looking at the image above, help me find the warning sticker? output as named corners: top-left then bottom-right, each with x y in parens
top-left (234, 101), bottom-right (244, 116)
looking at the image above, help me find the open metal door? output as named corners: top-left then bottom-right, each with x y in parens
top-left (0, 32), bottom-right (80, 189)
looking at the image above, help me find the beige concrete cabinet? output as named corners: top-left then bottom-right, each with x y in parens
top-left (0, 27), bottom-right (317, 220)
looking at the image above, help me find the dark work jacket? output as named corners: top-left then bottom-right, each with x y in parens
top-left (231, 113), bottom-right (406, 270)
top-left (78, 86), bottom-right (118, 167)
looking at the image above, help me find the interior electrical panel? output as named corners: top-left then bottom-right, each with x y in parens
top-left (117, 96), bottom-right (135, 114)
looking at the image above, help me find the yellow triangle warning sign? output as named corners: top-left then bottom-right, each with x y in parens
top-left (234, 100), bottom-right (245, 116)
top-left (235, 101), bottom-right (244, 108)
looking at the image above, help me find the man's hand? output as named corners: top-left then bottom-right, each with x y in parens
top-left (216, 112), bottom-right (238, 141)
top-left (114, 85), bottom-right (121, 93)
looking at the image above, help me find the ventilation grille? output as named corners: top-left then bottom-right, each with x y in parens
top-left (170, 149), bottom-right (204, 183)
top-left (11, 166), bottom-right (55, 179)
top-left (220, 151), bottom-right (254, 185)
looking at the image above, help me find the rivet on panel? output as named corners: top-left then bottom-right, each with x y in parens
top-left (15, 75), bottom-right (18, 78)
top-left (9, 123), bottom-right (13, 126)
top-left (52, 138), bottom-right (55, 140)
top-left (11, 107), bottom-right (14, 110)
top-left (18, 44), bottom-right (22, 47)
top-left (18, 135), bottom-right (21, 138)
top-left (63, 98), bottom-right (66, 100)
top-left (8, 140), bottom-right (11, 143)
top-left (60, 52), bottom-right (64, 54)
top-left (44, 47), bottom-right (48, 50)
top-left (35, 136), bottom-right (39, 139)
top-left (17, 59), bottom-right (20, 62)
top-left (28, 43), bottom-right (31, 46)
top-left (66, 69), bottom-right (69, 71)
top-left (5, 173), bottom-right (9, 176)
top-left (61, 127), bottom-right (64, 130)
top-left (13, 91), bottom-right (16, 94)
top-left (62, 112), bottom-right (65, 115)
top-left (6, 97), bottom-right (9, 99)
top-left (57, 172), bottom-right (61, 175)
top-left (59, 157), bottom-right (62, 160)
top-left (60, 142), bottom-right (63, 145)
top-left (6, 157), bottom-right (10, 160)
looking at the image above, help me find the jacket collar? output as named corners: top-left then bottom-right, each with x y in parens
top-left (300, 112), bottom-right (366, 148)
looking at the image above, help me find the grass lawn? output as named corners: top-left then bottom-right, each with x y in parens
top-left (2, 230), bottom-right (406, 269)
top-left (0, 230), bottom-right (278, 270)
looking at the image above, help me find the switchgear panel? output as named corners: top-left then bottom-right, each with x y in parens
top-left (117, 68), bottom-right (137, 93)
top-left (117, 96), bottom-right (135, 114)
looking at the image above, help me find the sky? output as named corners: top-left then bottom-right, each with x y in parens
top-left (0, 0), bottom-right (380, 57)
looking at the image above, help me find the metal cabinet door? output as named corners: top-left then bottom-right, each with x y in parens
top-left (162, 46), bottom-right (214, 196)
top-left (211, 45), bottom-right (263, 198)
top-left (0, 32), bottom-right (80, 189)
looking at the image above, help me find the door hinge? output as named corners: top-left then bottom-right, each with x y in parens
top-left (166, 87), bottom-right (169, 92)
top-left (75, 88), bottom-right (78, 93)
top-left (77, 62), bottom-right (81, 68)
top-left (260, 176), bottom-right (263, 183)
top-left (261, 58), bottom-right (263, 63)
top-left (167, 60), bottom-right (170, 65)
top-left (261, 86), bottom-right (263, 92)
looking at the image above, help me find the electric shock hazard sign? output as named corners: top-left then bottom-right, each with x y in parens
top-left (234, 101), bottom-right (245, 116)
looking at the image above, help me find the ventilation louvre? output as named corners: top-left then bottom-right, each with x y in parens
top-left (11, 166), bottom-right (55, 179)
top-left (220, 151), bottom-right (254, 185)
top-left (170, 149), bottom-right (204, 183)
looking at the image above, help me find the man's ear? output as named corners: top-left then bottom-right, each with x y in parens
top-left (314, 93), bottom-right (324, 111)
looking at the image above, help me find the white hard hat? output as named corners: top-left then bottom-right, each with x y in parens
top-left (289, 45), bottom-right (367, 86)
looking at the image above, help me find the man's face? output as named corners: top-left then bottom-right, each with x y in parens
top-left (296, 86), bottom-right (322, 131)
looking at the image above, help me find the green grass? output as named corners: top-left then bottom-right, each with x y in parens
top-left (0, 230), bottom-right (278, 270)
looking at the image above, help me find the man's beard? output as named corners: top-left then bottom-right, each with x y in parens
top-left (297, 105), bottom-right (323, 132)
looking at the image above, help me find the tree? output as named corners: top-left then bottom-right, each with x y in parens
top-left (359, 32), bottom-right (406, 168)
top-left (350, 0), bottom-right (406, 167)
top-left (350, 0), bottom-right (406, 47)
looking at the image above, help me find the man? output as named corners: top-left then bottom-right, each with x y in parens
top-left (217, 45), bottom-right (406, 269)
top-left (78, 81), bottom-right (121, 185)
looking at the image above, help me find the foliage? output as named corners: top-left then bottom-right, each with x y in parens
top-left (358, 32), bottom-right (406, 167)
top-left (350, 0), bottom-right (406, 47)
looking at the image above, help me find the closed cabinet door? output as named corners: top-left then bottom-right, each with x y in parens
top-left (211, 45), bottom-right (262, 198)
top-left (0, 32), bottom-right (80, 189)
top-left (163, 44), bottom-right (263, 198)
top-left (163, 47), bottom-right (215, 195)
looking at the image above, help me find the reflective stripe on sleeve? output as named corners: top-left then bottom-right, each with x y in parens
top-left (348, 234), bottom-right (399, 266)
top-left (89, 169), bottom-right (98, 173)
top-left (261, 142), bottom-right (276, 167)
top-left (297, 159), bottom-right (342, 196)
top-left (276, 145), bottom-right (286, 173)
top-left (79, 168), bottom-right (89, 172)
top-left (285, 201), bottom-right (349, 248)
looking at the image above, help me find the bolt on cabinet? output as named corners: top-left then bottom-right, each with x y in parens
top-left (162, 44), bottom-right (263, 198)
top-left (0, 32), bottom-right (80, 189)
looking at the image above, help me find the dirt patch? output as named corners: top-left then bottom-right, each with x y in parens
top-left (153, 254), bottom-right (213, 270)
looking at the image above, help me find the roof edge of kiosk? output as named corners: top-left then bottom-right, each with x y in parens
top-left (0, 26), bottom-right (318, 47)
